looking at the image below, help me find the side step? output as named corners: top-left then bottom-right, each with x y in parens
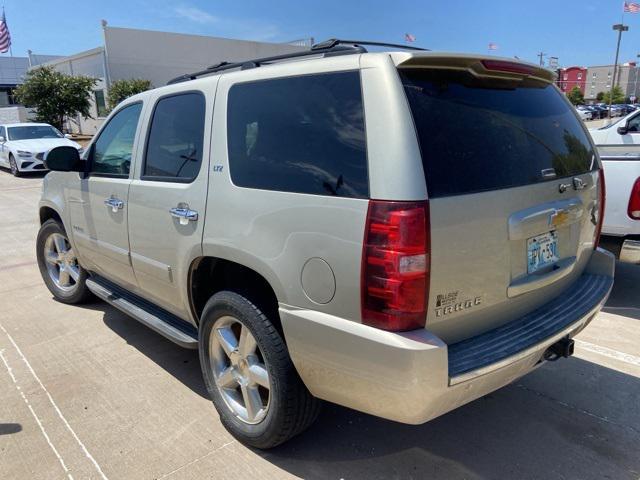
top-left (86, 277), bottom-right (198, 349)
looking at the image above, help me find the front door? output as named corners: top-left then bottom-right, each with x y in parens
top-left (128, 89), bottom-right (213, 319)
top-left (67, 102), bottom-right (144, 290)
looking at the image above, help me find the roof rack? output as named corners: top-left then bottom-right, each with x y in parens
top-left (166, 38), bottom-right (428, 85)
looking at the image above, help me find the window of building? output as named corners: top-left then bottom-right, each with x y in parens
top-left (563, 74), bottom-right (568, 80)
top-left (593, 72), bottom-right (597, 78)
top-left (143, 92), bottom-right (206, 182)
top-left (577, 72), bottom-right (582, 80)
top-left (227, 71), bottom-right (368, 198)
top-left (94, 90), bottom-right (108, 118)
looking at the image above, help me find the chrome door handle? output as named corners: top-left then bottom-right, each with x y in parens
top-left (104, 197), bottom-right (124, 212)
top-left (170, 207), bottom-right (198, 225)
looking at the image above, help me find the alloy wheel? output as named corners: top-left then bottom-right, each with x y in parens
top-left (209, 316), bottom-right (271, 424)
top-left (43, 233), bottom-right (80, 291)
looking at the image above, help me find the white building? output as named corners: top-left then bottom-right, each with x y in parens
top-left (33, 24), bottom-right (309, 134)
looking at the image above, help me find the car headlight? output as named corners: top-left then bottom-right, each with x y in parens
top-left (17, 150), bottom-right (33, 157)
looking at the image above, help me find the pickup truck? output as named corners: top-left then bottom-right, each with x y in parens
top-left (590, 111), bottom-right (640, 263)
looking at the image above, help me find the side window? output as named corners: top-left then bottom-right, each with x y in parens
top-left (91, 102), bottom-right (142, 176)
top-left (627, 114), bottom-right (640, 133)
top-left (143, 92), bottom-right (206, 182)
top-left (0, 126), bottom-right (5, 140)
top-left (227, 71), bottom-right (368, 198)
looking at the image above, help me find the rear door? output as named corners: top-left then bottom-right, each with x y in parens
top-left (127, 86), bottom-right (214, 319)
top-left (67, 102), bottom-right (144, 290)
top-left (399, 65), bottom-right (601, 343)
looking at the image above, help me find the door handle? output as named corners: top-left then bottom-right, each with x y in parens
top-left (104, 196), bottom-right (124, 213)
top-left (170, 207), bottom-right (198, 225)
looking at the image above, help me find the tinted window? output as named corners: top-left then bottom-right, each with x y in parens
top-left (92, 103), bottom-right (142, 176)
top-left (0, 126), bottom-right (5, 139)
top-left (227, 71), bottom-right (368, 198)
top-left (400, 69), bottom-right (596, 198)
top-left (143, 93), bottom-right (205, 181)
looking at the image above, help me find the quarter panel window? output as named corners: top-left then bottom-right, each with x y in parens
top-left (227, 71), bottom-right (368, 198)
top-left (143, 92), bottom-right (206, 181)
top-left (91, 102), bottom-right (142, 176)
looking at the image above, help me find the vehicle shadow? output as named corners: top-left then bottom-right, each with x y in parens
top-left (74, 298), bottom-right (640, 479)
top-left (602, 260), bottom-right (640, 320)
top-left (0, 423), bottom-right (22, 435)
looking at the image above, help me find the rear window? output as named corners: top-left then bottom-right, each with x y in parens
top-left (227, 71), bottom-right (368, 198)
top-left (400, 69), bottom-right (596, 198)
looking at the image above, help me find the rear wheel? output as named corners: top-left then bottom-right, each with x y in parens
top-left (36, 219), bottom-right (93, 304)
top-left (9, 154), bottom-right (21, 177)
top-left (199, 291), bottom-right (320, 449)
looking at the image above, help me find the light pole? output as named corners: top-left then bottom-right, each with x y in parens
top-left (609, 23), bottom-right (629, 119)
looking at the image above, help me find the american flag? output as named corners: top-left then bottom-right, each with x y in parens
top-left (488, 42), bottom-right (498, 50)
top-left (624, 2), bottom-right (640, 12)
top-left (405, 33), bottom-right (416, 43)
top-left (0, 11), bottom-right (11, 54)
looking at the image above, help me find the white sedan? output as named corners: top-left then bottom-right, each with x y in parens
top-left (0, 122), bottom-right (83, 176)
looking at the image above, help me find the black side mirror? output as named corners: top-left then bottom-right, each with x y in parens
top-left (617, 125), bottom-right (629, 135)
top-left (44, 146), bottom-right (83, 172)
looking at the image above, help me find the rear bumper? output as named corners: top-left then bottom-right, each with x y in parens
top-left (280, 248), bottom-right (614, 425)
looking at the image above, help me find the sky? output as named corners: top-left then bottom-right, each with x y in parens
top-left (3, 0), bottom-right (640, 68)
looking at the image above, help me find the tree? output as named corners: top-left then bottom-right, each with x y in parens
top-left (13, 66), bottom-right (97, 131)
top-left (107, 78), bottom-right (153, 110)
top-left (602, 86), bottom-right (626, 105)
top-left (596, 91), bottom-right (605, 102)
top-left (566, 86), bottom-right (584, 105)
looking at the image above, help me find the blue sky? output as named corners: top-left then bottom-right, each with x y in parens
top-left (4, 0), bottom-right (640, 67)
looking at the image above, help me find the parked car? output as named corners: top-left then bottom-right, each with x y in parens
top-left (576, 105), bottom-right (594, 120)
top-left (592, 104), bottom-right (610, 119)
top-left (36, 42), bottom-right (614, 449)
top-left (590, 109), bottom-right (640, 262)
top-left (0, 123), bottom-right (83, 176)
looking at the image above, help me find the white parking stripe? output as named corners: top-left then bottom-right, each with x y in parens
top-left (0, 323), bottom-right (109, 480)
top-left (575, 339), bottom-right (640, 367)
top-left (0, 349), bottom-right (73, 480)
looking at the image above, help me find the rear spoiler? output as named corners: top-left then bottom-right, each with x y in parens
top-left (390, 52), bottom-right (556, 84)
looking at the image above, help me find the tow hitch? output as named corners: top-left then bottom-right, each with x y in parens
top-left (543, 338), bottom-right (575, 362)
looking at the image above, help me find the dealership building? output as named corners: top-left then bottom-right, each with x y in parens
top-left (30, 24), bottom-right (309, 133)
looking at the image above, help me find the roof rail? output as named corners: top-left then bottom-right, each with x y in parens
top-left (311, 38), bottom-right (429, 52)
top-left (166, 38), bottom-right (428, 85)
top-left (167, 43), bottom-right (364, 85)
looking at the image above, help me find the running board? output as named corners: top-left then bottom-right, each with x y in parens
top-left (86, 277), bottom-right (198, 349)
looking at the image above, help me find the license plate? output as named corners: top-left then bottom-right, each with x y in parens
top-left (527, 231), bottom-right (559, 274)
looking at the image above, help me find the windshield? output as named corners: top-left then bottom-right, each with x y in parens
top-left (400, 68), bottom-right (597, 198)
top-left (7, 125), bottom-right (64, 141)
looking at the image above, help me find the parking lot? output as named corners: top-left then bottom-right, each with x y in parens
top-left (0, 171), bottom-right (639, 480)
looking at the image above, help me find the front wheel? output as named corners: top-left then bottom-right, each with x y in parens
top-left (36, 219), bottom-right (93, 304)
top-left (199, 291), bottom-right (321, 449)
top-left (9, 154), bottom-right (21, 177)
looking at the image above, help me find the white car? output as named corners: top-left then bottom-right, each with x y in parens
top-left (589, 110), bottom-right (640, 262)
top-left (0, 122), bottom-right (83, 176)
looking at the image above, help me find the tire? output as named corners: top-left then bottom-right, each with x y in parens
top-left (9, 154), bottom-right (21, 177)
top-left (36, 219), bottom-right (94, 304)
top-left (199, 291), bottom-right (321, 449)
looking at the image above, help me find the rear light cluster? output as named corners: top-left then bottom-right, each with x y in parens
top-left (361, 200), bottom-right (430, 331)
top-left (627, 177), bottom-right (640, 220)
top-left (594, 168), bottom-right (606, 248)
top-left (480, 59), bottom-right (538, 76)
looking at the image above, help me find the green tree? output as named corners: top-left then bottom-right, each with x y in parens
top-left (566, 86), bottom-right (584, 105)
top-left (13, 66), bottom-right (97, 131)
top-left (596, 91), bottom-right (605, 102)
top-left (107, 78), bottom-right (153, 110)
top-left (602, 86), bottom-right (626, 105)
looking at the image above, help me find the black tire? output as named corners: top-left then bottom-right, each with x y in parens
top-left (36, 219), bottom-right (94, 304)
top-left (9, 154), bottom-right (21, 177)
top-left (199, 291), bottom-right (321, 449)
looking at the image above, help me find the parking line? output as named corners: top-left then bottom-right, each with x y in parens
top-left (0, 349), bottom-right (73, 480)
top-left (575, 339), bottom-right (640, 367)
top-left (0, 322), bottom-right (109, 480)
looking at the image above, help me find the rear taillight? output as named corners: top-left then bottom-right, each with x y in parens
top-left (361, 200), bottom-right (430, 331)
top-left (628, 177), bottom-right (640, 220)
top-left (595, 168), bottom-right (606, 248)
